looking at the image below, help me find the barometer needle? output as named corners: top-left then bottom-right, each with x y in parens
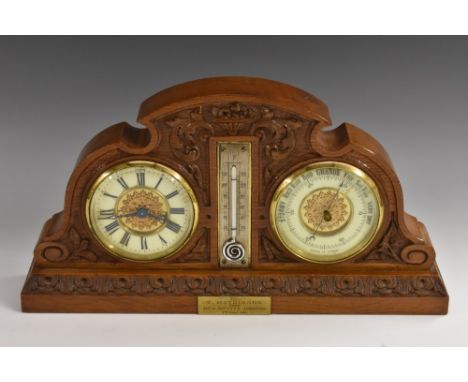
top-left (313, 173), bottom-right (347, 236)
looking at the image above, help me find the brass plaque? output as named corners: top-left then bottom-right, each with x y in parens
top-left (198, 296), bottom-right (271, 315)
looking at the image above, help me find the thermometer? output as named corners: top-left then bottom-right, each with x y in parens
top-left (217, 142), bottom-right (251, 267)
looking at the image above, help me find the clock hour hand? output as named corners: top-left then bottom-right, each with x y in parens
top-left (116, 208), bottom-right (168, 223)
top-left (116, 208), bottom-right (161, 219)
top-left (115, 211), bottom-right (139, 218)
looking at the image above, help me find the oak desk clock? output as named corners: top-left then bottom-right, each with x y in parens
top-left (21, 77), bottom-right (448, 314)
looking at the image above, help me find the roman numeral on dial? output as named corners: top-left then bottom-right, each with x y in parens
top-left (155, 175), bottom-right (163, 189)
top-left (120, 231), bottom-right (131, 246)
top-left (165, 190), bottom-right (179, 199)
top-left (170, 207), bottom-right (185, 215)
top-left (117, 176), bottom-right (129, 189)
top-left (140, 236), bottom-right (148, 250)
top-left (103, 192), bottom-right (118, 199)
top-left (159, 235), bottom-right (167, 245)
top-left (105, 220), bottom-right (119, 235)
top-left (165, 219), bottom-right (181, 233)
top-left (136, 170), bottom-right (145, 186)
top-left (99, 208), bottom-right (116, 219)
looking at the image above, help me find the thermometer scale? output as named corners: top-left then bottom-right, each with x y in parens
top-left (217, 142), bottom-right (251, 267)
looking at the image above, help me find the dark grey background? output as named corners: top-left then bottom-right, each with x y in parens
top-left (1, 37), bottom-right (467, 345)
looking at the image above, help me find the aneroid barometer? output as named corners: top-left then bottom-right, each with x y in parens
top-left (22, 77), bottom-right (448, 314)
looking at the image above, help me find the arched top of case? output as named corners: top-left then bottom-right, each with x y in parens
top-left (137, 76), bottom-right (332, 127)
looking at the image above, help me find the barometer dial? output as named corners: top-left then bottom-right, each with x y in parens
top-left (270, 162), bottom-right (384, 263)
top-left (86, 161), bottom-right (198, 261)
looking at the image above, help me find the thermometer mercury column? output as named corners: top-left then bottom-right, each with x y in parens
top-left (230, 165), bottom-right (238, 242)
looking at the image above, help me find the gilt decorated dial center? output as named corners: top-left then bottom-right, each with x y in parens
top-left (86, 161), bottom-right (198, 261)
top-left (270, 162), bottom-right (384, 263)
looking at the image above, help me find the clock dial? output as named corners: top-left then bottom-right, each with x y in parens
top-left (86, 161), bottom-right (198, 261)
top-left (270, 162), bottom-right (384, 263)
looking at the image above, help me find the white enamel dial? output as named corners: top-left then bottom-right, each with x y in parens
top-left (86, 161), bottom-right (198, 261)
top-left (270, 162), bottom-right (384, 263)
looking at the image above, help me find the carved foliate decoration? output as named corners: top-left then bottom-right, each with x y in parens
top-left (39, 227), bottom-right (211, 264)
top-left (354, 215), bottom-right (413, 264)
top-left (205, 102), bottom-right (261, 134)
top-left (39, 227), bottom-right (115, 263)
top-left (251, 108), bottom-right (302, 186)
top-left (259, 230), bottom-right (299, 263)
top-left (24, 273), bottom-right (447, 298)
top-left (162, 103), bottom-right (311, 205)
top-left (165, 109), bottom-right (214, 204)
top-left (68, 227), bottom-right (98, 262)
top-left (170, 228), bottom-right (210, 263)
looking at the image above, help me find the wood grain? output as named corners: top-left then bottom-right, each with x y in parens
top-left (21, 77), bottom-right (448, 314)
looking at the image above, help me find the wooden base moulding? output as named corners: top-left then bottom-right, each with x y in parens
top-left (22, 265), bottom-right (448, 314)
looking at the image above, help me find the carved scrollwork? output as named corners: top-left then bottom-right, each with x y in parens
top-left (161, 103), bottom-right (311, 205)
top-left (23, 273), bottom-right (447, 297)
top-left (400, 244), bottom-right (435, 265)
top-left (70, 276), bottom-right (99, 293)
top-left (373, 276), bottom-right (398, 295)
top-left (205, 103), bottom-right (261, 135)
top-left (355, 215), bottom-right (432, 266)
top-left (38, 242), bottom-right (70, 262)
top-left (68, 227), bottom-right (98, 262)
top-left (166, 109), bottom-right (214, 204)
top-left (355, 217), bottom-right (408, 263)
top-left (251, 108), bottom-right (300, 185)
top-left (37, 227), bottom-right (116, 264)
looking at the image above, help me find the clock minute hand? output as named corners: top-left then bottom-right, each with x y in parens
top-left (116, 211), bottom-right (139, 218)
top-left (148, 212), bottom-right (167, 223)
top-left (116, 208), bottom-right (165, 220)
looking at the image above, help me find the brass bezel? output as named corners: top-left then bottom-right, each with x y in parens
top-left (85, 160), bottom-right (199, 262)
top-left (269, 161), bottom-right (384, 264)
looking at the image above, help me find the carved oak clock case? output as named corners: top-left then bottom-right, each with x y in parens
top-left (21, 77), bottom-right (449, 314)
